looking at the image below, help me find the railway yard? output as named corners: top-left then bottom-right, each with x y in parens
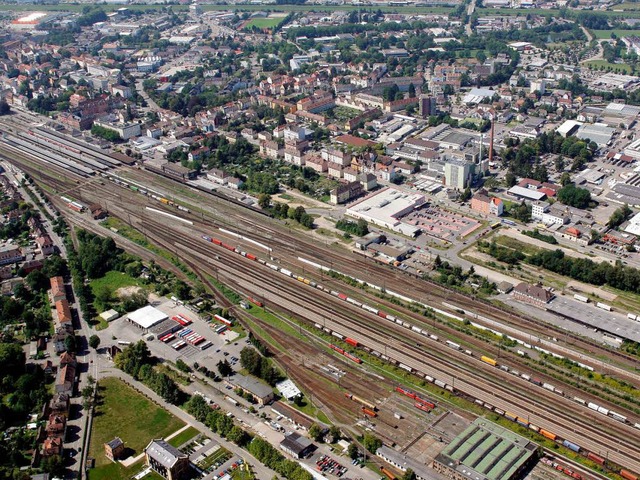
top-left (1, 111), bottom-right (640, 480)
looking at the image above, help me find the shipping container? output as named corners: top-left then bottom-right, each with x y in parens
top-left (542, 383), bottom-right (555, 392)
top-left (596, 302), bottom-right (612, 312)
top-left (587, 402), bottom-right (599, 411)
top-left (597, 406), bottom-right (609, 416)
top-left (573, 294), bottom-right (589, 303)
top-left (434, 379), bottom-right (446, 388)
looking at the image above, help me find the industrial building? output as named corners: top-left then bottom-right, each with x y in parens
top-left (346, 187), bottom-right (426, 237)
top-left (225, 374), bottom-right (274, 405)
top-left (127, 305), bottom-right (169, 332)
top-left (280, 432), bottom-right (316, 459)
top-left (575, 123), bottom-right (615, 147)
top-left (377, 445), bottom-right (438, 480)
top-left (433, 418), bottom-right (538, 480)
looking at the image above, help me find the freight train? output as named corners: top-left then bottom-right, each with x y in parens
top-left (100, 173), bottom-right (190, 213)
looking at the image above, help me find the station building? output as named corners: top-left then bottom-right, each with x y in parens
top-left (433, 418), bottom-right (538, 480)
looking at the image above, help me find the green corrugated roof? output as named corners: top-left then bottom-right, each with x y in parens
top-left (437, 418), bottom-right (536, 480)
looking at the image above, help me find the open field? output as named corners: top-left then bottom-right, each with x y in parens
top-left (584, 59), bottom-right (633, 74)
top-left (168, 426), bottom-right (200, 448)
top-left (88, 377), bottom-right (185, 479)
top-left (592, 29), bottom-right (640, 39)
top-left (90, 271), bottom-right (142, 295)
top-left (244, 17), bottom-right (283, 29)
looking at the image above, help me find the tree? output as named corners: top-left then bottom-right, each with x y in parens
top-left (348, 443), bottom-right (359, 460)
top-left (607, 204), bottom-right (633, 229)
top-left (504, 172), bottom-right (517, 188)
top-left (328, 425), bottom-right (341, 442)
top-left (557, 183), bottom-right (591, 209)
top-left (258, 194), bottom-right (272, 209)
top-left (402, 469), bottom-right (417, 480)
top-left (408, 83), bottom-right (416, 98)
top-left (309, 423), bottom-right (324, 442)
top-left (89, 335), bottom-right (100, 350)
top-left (217, 359), bottom-right (233, 377)
top-left (363, 433), bottom-right (382, 453)
top-left (460, 187), bottom-right (472, 202)
top-left (0, 99), bottom-right (10, 115)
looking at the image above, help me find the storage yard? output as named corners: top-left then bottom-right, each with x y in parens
top-left (3, 116), bottom-right (640, 480)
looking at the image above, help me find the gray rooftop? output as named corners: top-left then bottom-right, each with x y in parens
top-left (229, 373), bottom-right (273, 399)
top-left (377, 445), bottom-right (445, 480)
top-left (548, 296), bottom-right (640, 343)
top-left (280, 432), bottom-right (314, 454)
top-left (146, 439), bottom-right (187, 468)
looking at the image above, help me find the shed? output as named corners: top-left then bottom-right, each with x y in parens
top-left (100, 309), bottom-right (120, 322)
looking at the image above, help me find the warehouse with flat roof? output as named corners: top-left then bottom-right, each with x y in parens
top-left (433, 418), bottom-right (538, 480)
top-left (346, 187), bottom-right (426, 237)
top-left (127, 305), bottom-right (168, 331)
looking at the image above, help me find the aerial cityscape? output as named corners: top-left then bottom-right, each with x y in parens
top-left (1, 1), bottom-right (640, 480)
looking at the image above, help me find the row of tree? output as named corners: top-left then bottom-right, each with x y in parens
top-left (240, 347), bottom-right (282, 386)
top-left (114, 341), bottom-right (185, 404)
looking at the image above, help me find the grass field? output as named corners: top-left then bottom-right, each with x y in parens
top-left (88, 377), bottom-right (185, 479)
top-left (167, 426), bottom-right (199, 448)
top-left (592, 29), bottom-right (640, 39)
top-left (244, 17), bottom-right (283, 30)
top-left (584, 59), bottom-right (633, 74)
top-left (90, 271), bottom-right (141, 295)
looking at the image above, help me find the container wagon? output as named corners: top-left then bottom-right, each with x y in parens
top-left (586, 452), bottom-right (605, 465)
top-left (381, 467), bottom-right (397, 480)
top-left (480, 356), bottom-right (497, 367)
top-left (361, 407), bottom-right (377, 417)
top-left (345, 337), bottom-right (359, 347)
top-left (562, 440), bottom-right (580, 452)
top-left (620, 470), bottom-right (639, 480)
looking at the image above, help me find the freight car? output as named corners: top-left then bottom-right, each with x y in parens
top-left (480, 355), bottom-right (497, 367)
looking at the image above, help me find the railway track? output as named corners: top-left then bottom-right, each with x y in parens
top-left (4, 144), bottom-right (640, 472)
top-left (134, 217), bottom-right (640, 472)
top-left (5, 126), bottom-right (639, 378)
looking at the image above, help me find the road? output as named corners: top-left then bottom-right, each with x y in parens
top-left (465, 0), bottom-right (476, 36)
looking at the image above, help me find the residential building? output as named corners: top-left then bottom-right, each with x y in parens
top-left (145, 439), bottom-right (191, 480)
top-left (513, 282), bottom-right (555, 307)
top-left (105, 437), bottom-right (125, 461)
top-left (0, 245), bottom-right (22, 265)
top-left (471, 190), bottom-right (504, 216)
top-left (36, 235), bottom-right (55, 256)
top-left (330, 181), bottom-right (364, 205)
top-left (50, 276), bottom-right (66, 303)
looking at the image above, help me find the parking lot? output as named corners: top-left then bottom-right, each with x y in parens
top-left (100, 296), bottom-right (250, 371)
top-left (313, 453), bottom-right (350, 478)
